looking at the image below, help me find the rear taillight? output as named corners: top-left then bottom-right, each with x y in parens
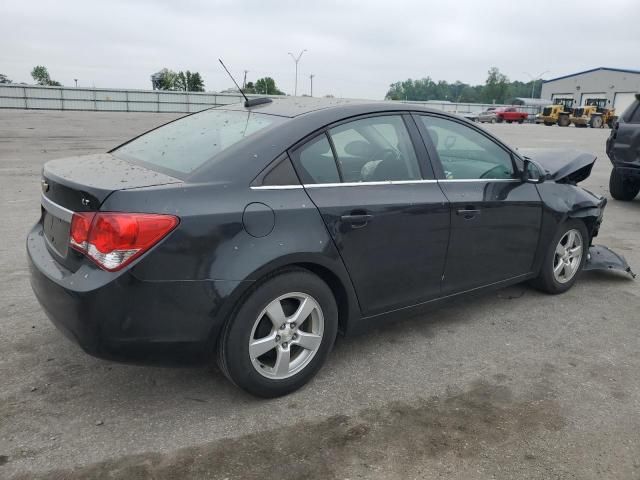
top-left (69, 212), bottom-right (179, 271)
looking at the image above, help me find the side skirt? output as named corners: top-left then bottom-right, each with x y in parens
top-left (344, 272), bottom-right (535, 336)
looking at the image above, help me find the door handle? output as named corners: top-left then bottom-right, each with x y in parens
top-left (456, 207), bottom-right (481, 219)
top-left (340, 214), bottom-right (373, 228)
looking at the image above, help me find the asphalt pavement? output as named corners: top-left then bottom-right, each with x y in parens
top-left (1, 110), bottom-right (639, 479)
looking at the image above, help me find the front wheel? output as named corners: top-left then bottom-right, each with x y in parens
top-left (217, 269), bottom-right (338, 397)
top-left (590, 115), bottom-right (603, 128)
top-left (531, 220), bottom-right (588, 294)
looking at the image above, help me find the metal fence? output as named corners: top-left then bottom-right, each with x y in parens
top-left (397, 100), bottom-right (542, 121)
top-left (0, 84), bottom-right (544, 120)
top-left (0, 84), bottom-right (280, 113)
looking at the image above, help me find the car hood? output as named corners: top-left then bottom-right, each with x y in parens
top-left (518, 148), bottom-right (596, 183)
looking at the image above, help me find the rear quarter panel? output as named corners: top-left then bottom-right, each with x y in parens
top-left (100, 183), bottom-right (361, 334)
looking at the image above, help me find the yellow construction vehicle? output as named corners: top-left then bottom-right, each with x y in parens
top-left (570, 98), bottom-right (617, 128)
top-left (537, 98), bottom-right (574, 126)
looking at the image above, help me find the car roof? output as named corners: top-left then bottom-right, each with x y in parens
top-left (221, 96), bottom-right (442, 118)
top-left (190, 97), bottom-right (517, 184)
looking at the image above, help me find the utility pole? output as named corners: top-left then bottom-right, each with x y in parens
top-left (242, 70), bottom-right (248, 90)
top-left (309, 74), bottom-right (314, 97)
top-left (288, 49), bottom-right (307, 96)
top-left (523, 70), bottom-right (550, 98)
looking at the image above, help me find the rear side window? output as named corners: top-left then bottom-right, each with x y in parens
top-left (293, 134), bottom-right (341, 184)
top-left (113, 109), bottom-right (282, 174)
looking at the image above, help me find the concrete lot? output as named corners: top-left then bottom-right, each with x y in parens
top-left (1, 110), bottom-right (639, 479)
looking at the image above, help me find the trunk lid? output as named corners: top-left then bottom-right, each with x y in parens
top-left (40, 154), bottom-right (181, 270)
top-left (518, 149), bottom-right (596, 184)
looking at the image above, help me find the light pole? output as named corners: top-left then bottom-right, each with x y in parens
top-left (309, 74), bottom-right (314, 97)
top-left (288, 49), bottom-right (307, 96)
top-left (523, 70), bottom-right (550, 99)
top-left (74, 79), bottom-right (78, 88)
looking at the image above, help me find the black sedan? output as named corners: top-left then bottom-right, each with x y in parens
top-left (28, 98), bottom-right (607, 397)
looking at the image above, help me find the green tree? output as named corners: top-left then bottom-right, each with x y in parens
top-left (483, 67), bottom-right (509, 104)
top-left (243, 81), bottom-right (256, 94)
top-left (175, 70), bottom-right (205, 92)
top-left (155, 68), bottom-right (179, 90)
top-left (254, 77), bottom-right (284, 95)
top-left (385, 68), bottom-right (547, 103)
top-left (31, 65), bottom-right (61, 86)
top-left (0, 73), bottom-right (12, 84)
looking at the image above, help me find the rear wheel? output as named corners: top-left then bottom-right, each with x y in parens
top-left (557, 115), bottom-right (570, 127)
top-left (590, 115), bottom-right (603, 128)
top-left (531, 220), bottom-right (588, 294)
top-left (544, 121), bottom-right (554, 126)
top-left (609, 168), bottom-right (640, 201)
top-left (217, 269), bottom-right (338, 397)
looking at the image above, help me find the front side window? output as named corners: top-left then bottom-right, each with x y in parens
top-left (113, 109), bottom-right (282, 174)
top-left (328, 115), bottom-right (421, 182)
top-left (418, 115), bottom-right (514, 180)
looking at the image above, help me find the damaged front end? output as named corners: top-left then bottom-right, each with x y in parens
top-left (521, 148), bottom-right (635, 279)
top-left (585, 245), bottom-right (636, 279)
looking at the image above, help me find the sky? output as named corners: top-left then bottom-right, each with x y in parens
top-left (2, 0), bottom-right (639, 99)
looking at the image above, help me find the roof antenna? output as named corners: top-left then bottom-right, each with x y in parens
top-left (218, 59), bottom-right (272, 108)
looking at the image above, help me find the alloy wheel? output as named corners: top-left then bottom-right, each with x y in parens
top-left (249, 293), bottom-right (324, 379)
top-left (552, 229), bottom-right (583, 284)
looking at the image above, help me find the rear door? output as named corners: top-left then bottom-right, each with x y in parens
top-left (290, 113), bottom-right (450, 316)
top-left (414, 114), bottom-right (542, 294)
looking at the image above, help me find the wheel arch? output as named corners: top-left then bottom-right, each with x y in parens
top-left (567, 207), bottom-right (604, 243)
top-left (210, 253), bottom-right (361, 347)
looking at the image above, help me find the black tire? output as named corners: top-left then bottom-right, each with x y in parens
top-left (518, 119), bottom-right (524, 124)
top-left (590, 115), bottom-right (603, 128)
top-left (506, 120), bottom-right (513, 124)
top-left (530, 220), bottom-right (589, 294)
top-left (609, 168), bottom-right (640, 201)
top-left (557, 115), bottom-right (570, 127)
top-left (544, 121), bottom-right (553, 126)
top-left (217, 269), bottom-right (338, 397)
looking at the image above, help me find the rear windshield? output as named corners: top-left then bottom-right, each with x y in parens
top-left (113, 109), bottom-right (282, 174)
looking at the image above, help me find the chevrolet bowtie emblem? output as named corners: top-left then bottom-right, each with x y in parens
top-left (41, 180), bottom-right (49, 193)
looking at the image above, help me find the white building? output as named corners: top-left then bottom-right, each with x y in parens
top-left (540, 67), bottom-right (640, 114)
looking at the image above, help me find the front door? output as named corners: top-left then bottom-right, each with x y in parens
top-left (414, 114), bottom-right (542, 294)
top-left (290, 114), bottom-right (450, 316)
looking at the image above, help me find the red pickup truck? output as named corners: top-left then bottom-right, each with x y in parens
top-left (494, 107), bottom-right (528, 124)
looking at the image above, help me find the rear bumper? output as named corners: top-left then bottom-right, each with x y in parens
top-left (27, 222), bottom-right (246, 365)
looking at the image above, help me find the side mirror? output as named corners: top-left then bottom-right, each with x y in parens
top-left (522, 158), bottom-right (546, 184)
